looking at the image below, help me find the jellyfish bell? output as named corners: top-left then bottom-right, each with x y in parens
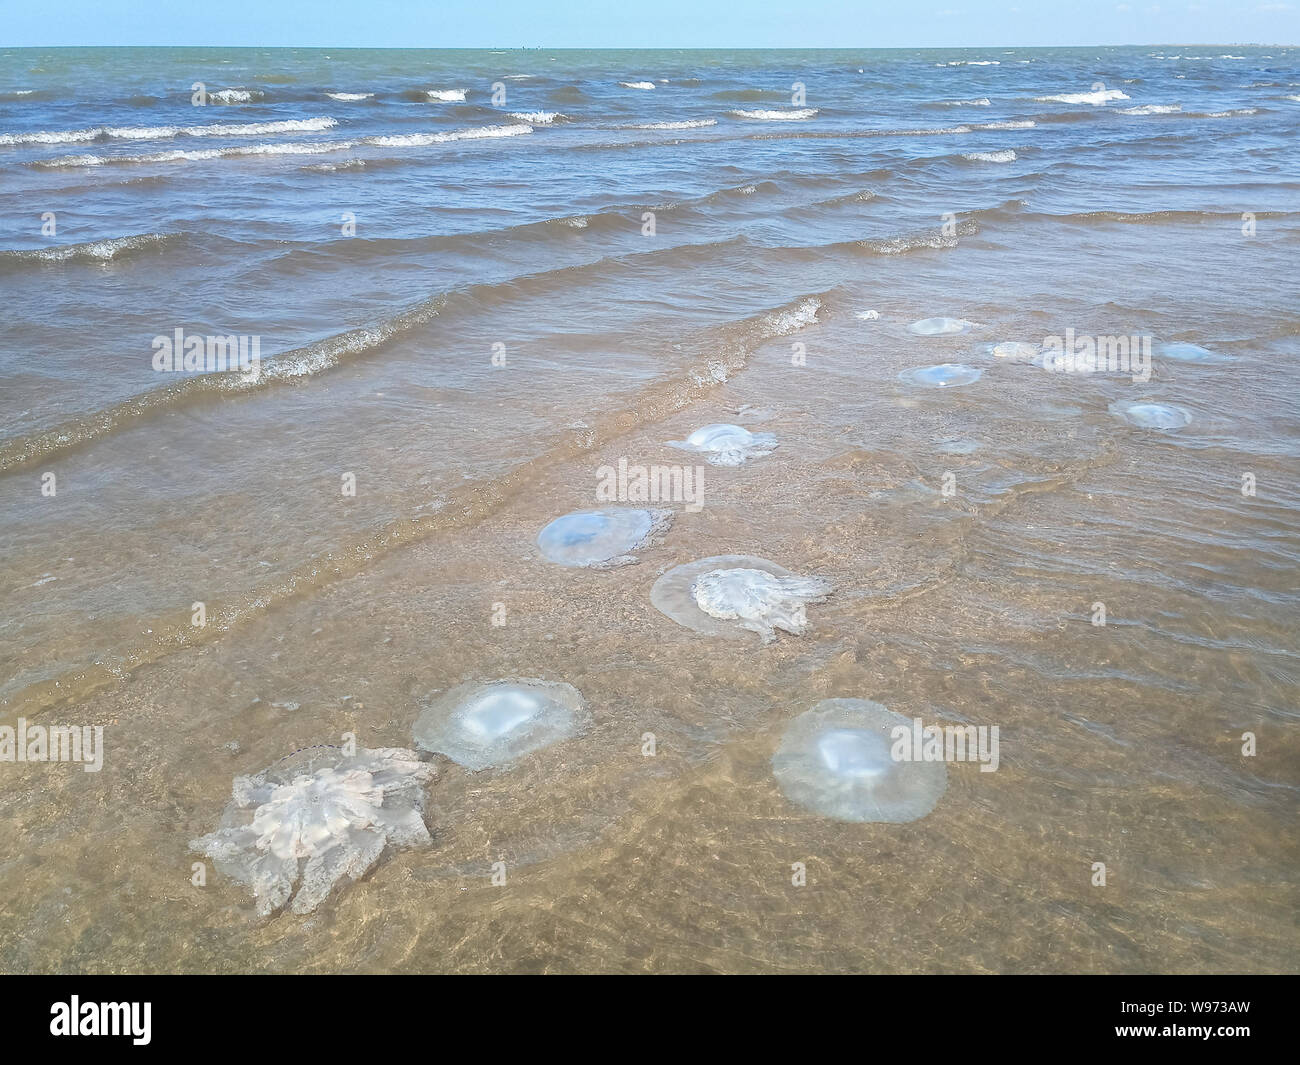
top-left (772, 699), bottom-right (947, 823)
top-left (666, 423), bottom-right (777, 467)
top-left (650, 554), bottom-right (833, 644)
top-left (990, 341), bottom-right (1041, 361)
top-left (414, 679), bottom-right (589, 771)
top-left (537, 507), bottom-right (672, 567)
top-left (189, 745), bottom-right (435, 916)
top-left (1110, 399), bottom-right (1193, 430)
top-left (898, 363), bottom-right (983, 387)
top-left (909, 317), bottom-right (972, 336)
top-left (1155, 341), bottom-right (1231, 363)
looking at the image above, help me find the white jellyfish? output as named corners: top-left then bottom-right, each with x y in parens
top-left (990, 341), bottom-right (1041, 361)
top-left (651, 554), bottom-right (833, 644)
top-left (1155, 341), bottom-right (1230, 363)
top-left (856, 309), bottom-right (880, 320)
top-left (666, 423), bottom-right (778, 467)
top-left (1110, 399), bottom-right (1192, 430)
top-left (414, 679), bottom-right (589, 771)
top-left (771, 699), bottom-right (947, 823)
top-left (898, 363), bottom-right (983, 387)
top-left (190, 745), bottom-right (435, 916)
top-left (909, 317), bottom-right (972, 336)
top-left (537, 507), bottom-right (672, 567)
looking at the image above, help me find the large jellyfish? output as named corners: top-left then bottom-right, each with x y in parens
top-left (1155, 341), bottom-right (1231, 363)
top-left (651, 554), bottom-right (833, 644)
top-left (898, 363), bottom-right (983, 387)
top-left (666, 423), bottom-right (778, 467)
top-left (909, 317), bottom-right (972, 336)
top-left (537, 507), bottom-right (672, 567)
top-left (190, 745), bottom-right (435, 916)
top-left (1110, 399), bottom-right (1192, 430)
top-left (414, 679), bottom-right (589, 771)
top-left (771, 699), bottom-right (948, 823)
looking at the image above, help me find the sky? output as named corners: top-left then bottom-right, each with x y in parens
top-left (4, 0), bottom-right (1298, 48)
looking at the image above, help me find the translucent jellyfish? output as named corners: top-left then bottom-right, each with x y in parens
top-left (414, 679), bottom-right (589, 771)
top-left (1110, 399), bottom-right (1192, 430)
top-left (898, 363), bottom-right (983, 387)
top-left (190, 746), bottom-right (434, 916)
top-left (666, 423), bottom-right (778, 467)
top-left (990, 341), bottom-right (1041, 361)
top-left (651, 554), bottom-right (833, 644)
top-left (771, 699), bottom-right (947, 823)
top-left (1156, 341), bottom-right (1231, 363)
top-left (909, 317), bottom-right (972, 336)
top-left (537, 507), bottom-right (671, 567)
top-left (856, 309), bottom-right (880, 320)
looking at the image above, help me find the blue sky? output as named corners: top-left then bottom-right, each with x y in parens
top-left (7, 1), bottom-right (1298, 48)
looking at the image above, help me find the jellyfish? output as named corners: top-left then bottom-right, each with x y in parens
top-left (1110, 399), bottom-right (1192, 430)
top-left (190, 745), bottom-right (435, 916)
top-left (1156, 341), bottom-right (1230, 363)
top-left (414, 679), bottom-right (589, 771)
top-left (898, 363), bottom-right (983, 387)
top-left (856, 309), bottom-right (880, 320)
top-left (909, 317), bottom-right (972, 336)
top-left (650, 554), bottom-right (833, 644)
top-left (771, 699), bottom-right (947, 823)
top-left (666, 423), bottom-right (778, 467)
top-left (990, 341), bottom-right (1041, 361)
top-left (537, 507), bottom-right (672, 567)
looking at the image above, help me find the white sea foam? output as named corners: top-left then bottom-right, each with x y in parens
top-left (508, 110), bottom-right (562, 123)
top-left (624, 119), bottom-right (718, 129)
top-left (619, 81), bottom-right (656, 90)
top-left (366, 124), bottom-right (532, 147)
top-left (426, 88), bottom-right (466, 101)
top-left (0, 116), bottom-right (337, 146)
top-left (963, 149), bottom-right (1016, 162)
top-left (975, 120), bottom-right (1036, 129)
top-left (730, 108), bottom-right (818, 120)
top-left (209, 88), bottom-right (258, 103)
top-left (1119, 104), bottom-right (1182, 115)
top-left (37, 140), bottom-right (355, 167)
top-left (1034, 89), bottom-right (1130, 105)
top-left (939, 97), bottom-right (991, 106)
top-left (944, 60), bottom-right (1001, 66)
top-left (327, 92), bottom-right (373, 101)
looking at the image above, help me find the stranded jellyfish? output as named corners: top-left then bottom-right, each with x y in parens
top-left (1156, 341), bottom-right (1230, 363)
top-left (537, 507), bottom-right (672, 567)
top-left (190, 745), bottom-right (435, 916)
top-left (898, 363), bottom-right (983, 387)
top-left (1110, 399), bottom-right (1192, 430)
top-left (909, 317), bottom-right (972, 336)
top-left (990, 341), bottom-right (1040, 362)
top-left (650, 554), bottom-right (833, 644)
top-left (666, 423), bottom-right (778, 467)
top-left (771, 699), bottom-right (947, 823)
top-left (414, 679), bottom-right (589, 771)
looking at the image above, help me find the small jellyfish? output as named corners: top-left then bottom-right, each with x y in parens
top-left (190, 745), bottom-right (435, 916)
top-left (414, 679), bottom-right (589, 771)
top-left (990, 341), bottom-right (1041, 361)
top-left (1156, 341), bottom-right (1230, 363)
top-left (1110, 399), bottom-right (1192, 430)
top-left (898, 363), bottom-right (983, 387)
top-left (909, 317), bottom-right (972, 336)
top-left (666, 423), bottom-right (778, 467)
top-left (771, 699), bottom-right (947, 823)
top-left (856, 309), bottom-right (880, 320)
top-left (537, 507), bottom-right (671, 568)
top-left (651, 554), bottom-right (833, 644)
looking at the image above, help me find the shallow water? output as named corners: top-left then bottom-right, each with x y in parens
top-left (1, 45), bottom-right (1298, 974)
